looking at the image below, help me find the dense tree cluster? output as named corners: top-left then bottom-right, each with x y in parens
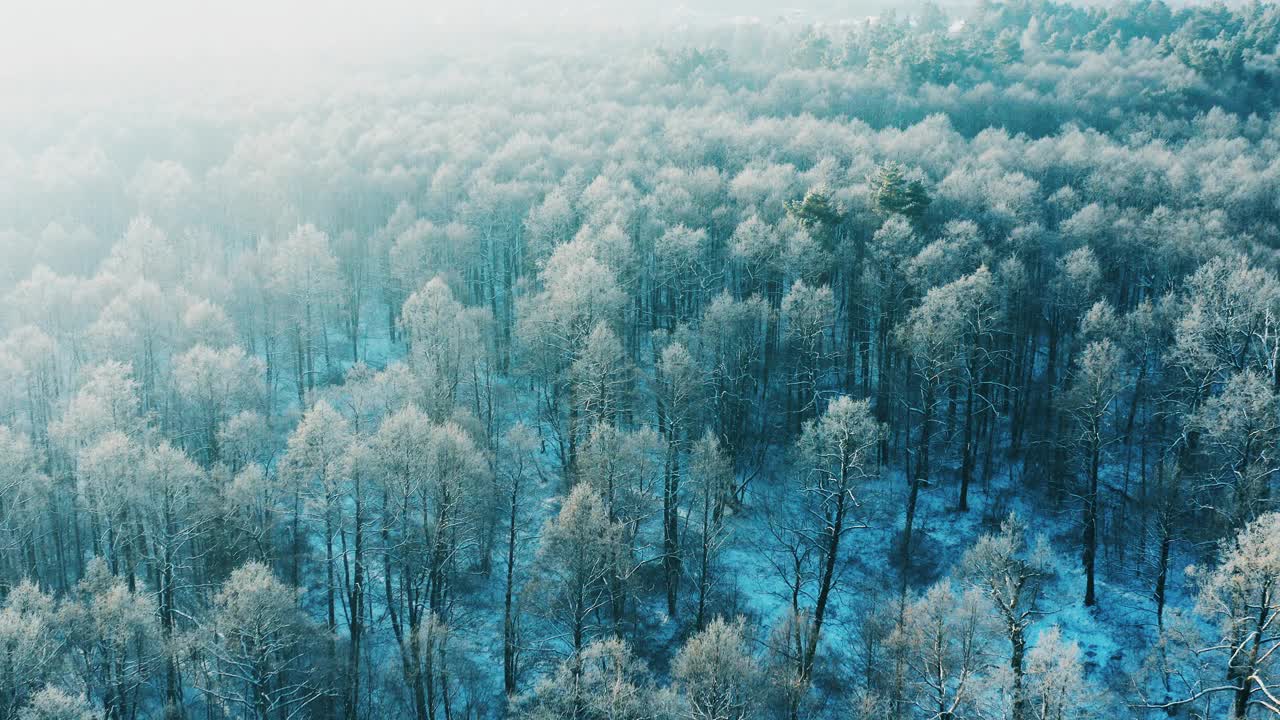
top-left (3, 1), bottom-right (1280, 718)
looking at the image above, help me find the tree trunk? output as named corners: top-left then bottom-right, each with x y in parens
top-left (346, 481), bottom-right (364, 720)
top-left (664, 439), bottom-right (681, 618)
top-left (803, 464), bottom-right (848, 684)
top-left (695, 480), bottom-right (713, 630)
top-left (1083, 423), bottom-right (1100, 607)
top-left (903, 379), bottom-right (934, 589)
top-left (326, 515), bottom-right (336, 630)
top-left (1154, 509), bottom-right (1171, 627)
top-left (1011, 626), bottom-right (1027, 720)
top-left (958, 373), bottom-right (975, 512)
top-left (503, 485), bottom-right (519, 696)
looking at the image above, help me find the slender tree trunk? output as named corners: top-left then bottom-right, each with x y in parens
top-left (803, 465), bottom-right (848, 684)
top-left (1083, 424), bottom-right (1100, 607)
top-left (695, 480), bottom-right (713, 630)
top-left (903, 378), bottom-right (934, 590)
top-left (664, 438), bottom-right (681, 618)
top-left (305, 302), bottom-right (316, 395)
top-left (294, 328), bottom-right (306, 405)
top-left (1154, 509), bottom-right (1172, 627)
top-left (161, 501), bottom-right (182, 716)
top-left (959, 373), bottom-right (975, 512)
top-left (503, 485), bottom-right (519, 696)
top-left (408, 627), bottom-right (429, 720)
top-left (326, 514), bottom-right (336, 630)
top-left (291, 491), bottom-right (302, 592)
top-left (346, 479), bottom-right (364, 720)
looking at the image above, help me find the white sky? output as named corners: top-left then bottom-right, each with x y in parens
top-left (4, 0), bottom-right (511, 66)
top-left (0, 0), bottom-right (786, 71)
top-left (0, 0), bottom-right (797, 114)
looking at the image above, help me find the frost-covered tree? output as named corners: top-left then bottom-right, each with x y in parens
top-left (1154, 513), bottom-right (1280, 719)
top-left (961, 514), bottom-right (1051, 720)
top-left (731, 215), bottom-right (783, 302)
top-left (101, 216), bottom-right (178, 287)
top-left (226, 463), bottom-right (286, 569)
top-left (699, 293), bottom-right (767, 466)
top-left (279, 400), bottom-right (351, 629)
top-left (0, 581), bottom-right (60, 719)
top-left (529, 485), bottom-right (623, 655)
top-left (513, 637), bottom-right (671, 720)
top-left (518, 239), bottom-right (626, 475)
top-left (1022, 627), bottom-right (1094, 720)
top-left (499, 422), bottom-right (537, 697)
top-left (1034, 246), bottom-right (1102, 492)
top-left (896, 582), bottom-right (993, 720)
top-left (867, 216), bottom-right (924, 436)
top-left (775, 396), bottom-right (879, 709)
top-left (524, 188), bottom-right (576, 272)
top-left (334, 229), bottom-right (370, 364)
top-left (781, 280), bottom-right (833, 428)
top-left (367, 406), bottom-right (487, 720)
top-left (216, 409), bottom-right (270, 475)
top-left (181, 297), bottom-right (237, 350)
top-left (50, 362), bottom-right (143, 456)
top-left (687, 430), bottom-right (734, 629)
top-left (1167, 256), bottom-right (1280, 395)
top-left (897, 266), bottom-right (997, 574)
top-left (655, 225), bottom-right (717, 328)
top-left (673, 617), bottom-right (761, 720)
top-left (75, 432), bottom-right (140, 579)
top-left (172, 343), bottom-right (264, 465)
top-left (657, 340), bottom-right (701, 617)
top-left (16, 686), bottom-right (95, 720)
top-left (0, 427), bottom-right (48, 588)
top-left (1188, 370), bottom-right (1280, 533)
top-left (59, 558), bottom-right (161, 720)
top-left (135, 442), bottom-right (206, 708)
top-left (86, 280), bottom-right (173, 411)
top-left (576, 423), bottom-right (663, 627)
top-left (270, 224), bottom-right (341, 402)
top-left (571, 323), bottom-right (630, 447)
top-left (1063, 338), bottom-right (1123, 607)
top-left (199, 562), bottom-right (322, 720)
top-left (400, 277), bottom-right (492, 420)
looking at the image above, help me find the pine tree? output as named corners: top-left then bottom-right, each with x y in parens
top-left (870, 162), bottom-right (930, 222)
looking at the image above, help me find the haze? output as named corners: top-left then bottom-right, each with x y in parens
top-left (1, 1), bottom-right (1278, 719)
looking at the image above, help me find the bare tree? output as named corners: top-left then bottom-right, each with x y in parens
top-left (528, 485), bottom-right (623, 657)
top-left (961, 513), bottom-right (1051, 720)
top-left (198, 562), bottom-right (323, 720)
top-left (1063, 338), bottom-right (1123, 607)
top-left (673, 617), bottom-right (762, 720)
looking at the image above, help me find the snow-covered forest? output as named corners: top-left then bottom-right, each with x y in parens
top-left (3, 1), bottom-right (1280, 718)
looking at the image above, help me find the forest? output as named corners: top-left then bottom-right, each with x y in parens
top-left (2, 0), bottom-right (1280, 718)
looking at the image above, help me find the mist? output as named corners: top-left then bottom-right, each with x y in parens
top-left (1, 1), bottom-right (1279, 719)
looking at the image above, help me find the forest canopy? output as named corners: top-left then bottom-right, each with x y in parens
top-left (3, 1), bottom-right (1280, 719)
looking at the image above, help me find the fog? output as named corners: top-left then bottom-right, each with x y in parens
top-left (2, 0), bottom-right (905, 121)
top-left (3, 0), bottom-right (898, 67)
top-left (1, 1), bottom-right (1278, 718)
